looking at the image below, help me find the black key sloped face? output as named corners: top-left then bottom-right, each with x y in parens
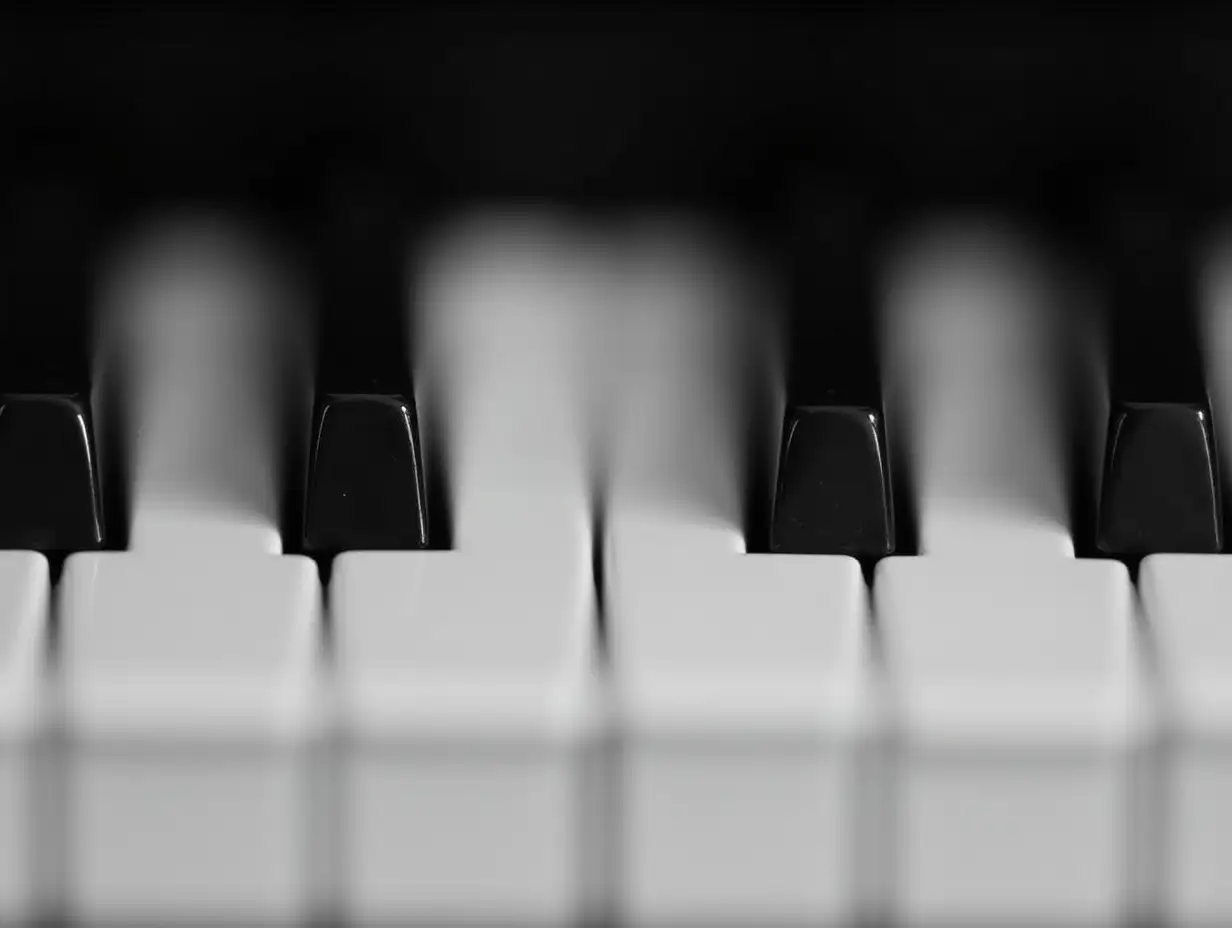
top-left (0, 174), bottom-right (106, 552)
top-left (1095, 202), bottom-right (1222, 556)
top-left (769, 189), bottom-right (897, 558)
top-left (301, 171), bottom-right (429, 554)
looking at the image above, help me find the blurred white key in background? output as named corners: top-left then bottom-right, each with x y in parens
top-left (882, 221), bottom-right (1079, 558)
top-left (95, 218), bottom-right (310, 555)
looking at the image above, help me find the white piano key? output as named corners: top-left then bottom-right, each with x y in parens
top-left (59, 552), bottom-right (323, 925)
top-left (332, 548), bottom-right (601, 926)
top-left (604, 220), bottom-right (775, 554)
top-left (1138, 554), bottom-right (1232, 927)
top-left (0, 552), bottom-right (48, 924)
top-left (600, 225), bottom-right (874, 926)
top-left (876, 556), bottom-right (1150, 928)
top-left (608, 548), bottom-right (877, 927)
top-left (333, 216), bottom-right (606, 926)
top-left (414, 214), bottom-right (606, 552)
top-left (882, 222), bottom-right (1077, 557)
top-left (96, 219), bottom-right (309, 554)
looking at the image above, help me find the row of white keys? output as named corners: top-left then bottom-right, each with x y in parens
top-left (59, 220), bottom-right (324, 925)
top-left (604, 224), bottom-right (875, 926)
top-left (603, 218), bottom-right (1151, 928)
top-left (330, 215), bottom-right (603, 925)
top-left (878, 222), bottom-right (1148, 928)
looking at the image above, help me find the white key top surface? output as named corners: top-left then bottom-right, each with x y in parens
top-left (333, 216), bottom-right (605, 926)
top-left (876, 556), bottom-right (1148, 927)
top-left (1139, 554), bottom-right (1232, 926)
top-left (609, 548), bottom-right (876, 927)
top-left (0, 553), bottom-right (48, 923)
top-left (882, 222), bottom-right (1078, 558)
top-left (97, 219), bottom-right (309, 555)
top-left (59, 552), bottom-right (323, 924)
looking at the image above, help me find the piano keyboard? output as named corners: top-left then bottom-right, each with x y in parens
top-left (8, 7), bottom-right (1232, 927)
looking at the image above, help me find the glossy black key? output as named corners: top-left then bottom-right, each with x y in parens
top-left (769, 189), bottom-right (897, 558)
top-left (0, 172), bottom-right (106, 552)
top-left (1094, 202), bottom-right (1221, 555)
top-left (301, 170), bottom-right (429, 554)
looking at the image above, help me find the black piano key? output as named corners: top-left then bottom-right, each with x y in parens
top-left (301, 170), bottom-right (429, 554)
top-left (0, 172), bottom-right (106, 553)
top-left (1094, 202), bottom-right (1222, 556)
top-left (769, 188), bottom-right (897, 558)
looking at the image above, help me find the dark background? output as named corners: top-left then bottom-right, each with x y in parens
top-left (2, 5), bottom-right (1230, 223)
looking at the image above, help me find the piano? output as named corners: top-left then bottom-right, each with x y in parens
top-left (1, 6), bottom-right (1231, 927)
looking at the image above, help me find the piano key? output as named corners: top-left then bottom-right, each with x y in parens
top-left (605, 219), bottom-right (772, 555)
top-left (0, 175), bottom-right (106, 553)
top-left (332, 548), bottom-right (600, 926)
top-left (875, 556), bottom-right (1149, 927)
top-left (0, 552), bottom-right (49, 925)
top-left (414, 214), bottom-right (604, 552)
top-left (882, 221), bottom-right (1077, 557)
top-left (302, 170), bottom-right (428, 555)
top-left (332, 216), bottom-right (604, 926)
top-left (1094, 202), bottom-right (1221, 556)
top-left (96, 218), bottom-right (310, 555)
top-left (59, 552), bottom-right (323, 925)
top-left (770, 190), bottom-right (896, 558)
top-left (1139, 554), bottom-right (1232, 927)
top-left (601, 223), bottom-right (878, 925)
top-left (608, 547), bottom-right (876, 927)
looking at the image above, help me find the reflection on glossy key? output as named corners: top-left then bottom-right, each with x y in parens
top-left (0, 176), bottom-right (106, 552)
top-left (882, 222), bottom-right (1077, 557)
top-left (302, 170), bottom-right (428, 554)
top-left (1095, 203), bottom-right (1221, 555)
top-left (98, 220), bottom-right (309, 554)
top-left (771, 191), bottom-right (896, 558)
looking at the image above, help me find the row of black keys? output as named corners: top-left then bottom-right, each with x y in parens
top-left (0, 173), bottom-right (1221, 562)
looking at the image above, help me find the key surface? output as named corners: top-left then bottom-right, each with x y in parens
top-left (608, 546), bottom-right (876, 926)
top-left (1094, 202), bottom-right (1221, 556)
top-left (875, 556), bottom-right (1148, 927)
top-left (0, 552), bottom-right (48, 924)
top-left (770, 189), bottom-right (896, 558)
top-left (302, 170), bottom-right (428, 554)
top-left (882, 221), bottom-right (1077, 557)
top-left (59, 551), bottom-right (323, 923)
top-left (1139, 554), bottom-right (1232, 926)
top-left (0, 175), bottom-right (106, 553)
